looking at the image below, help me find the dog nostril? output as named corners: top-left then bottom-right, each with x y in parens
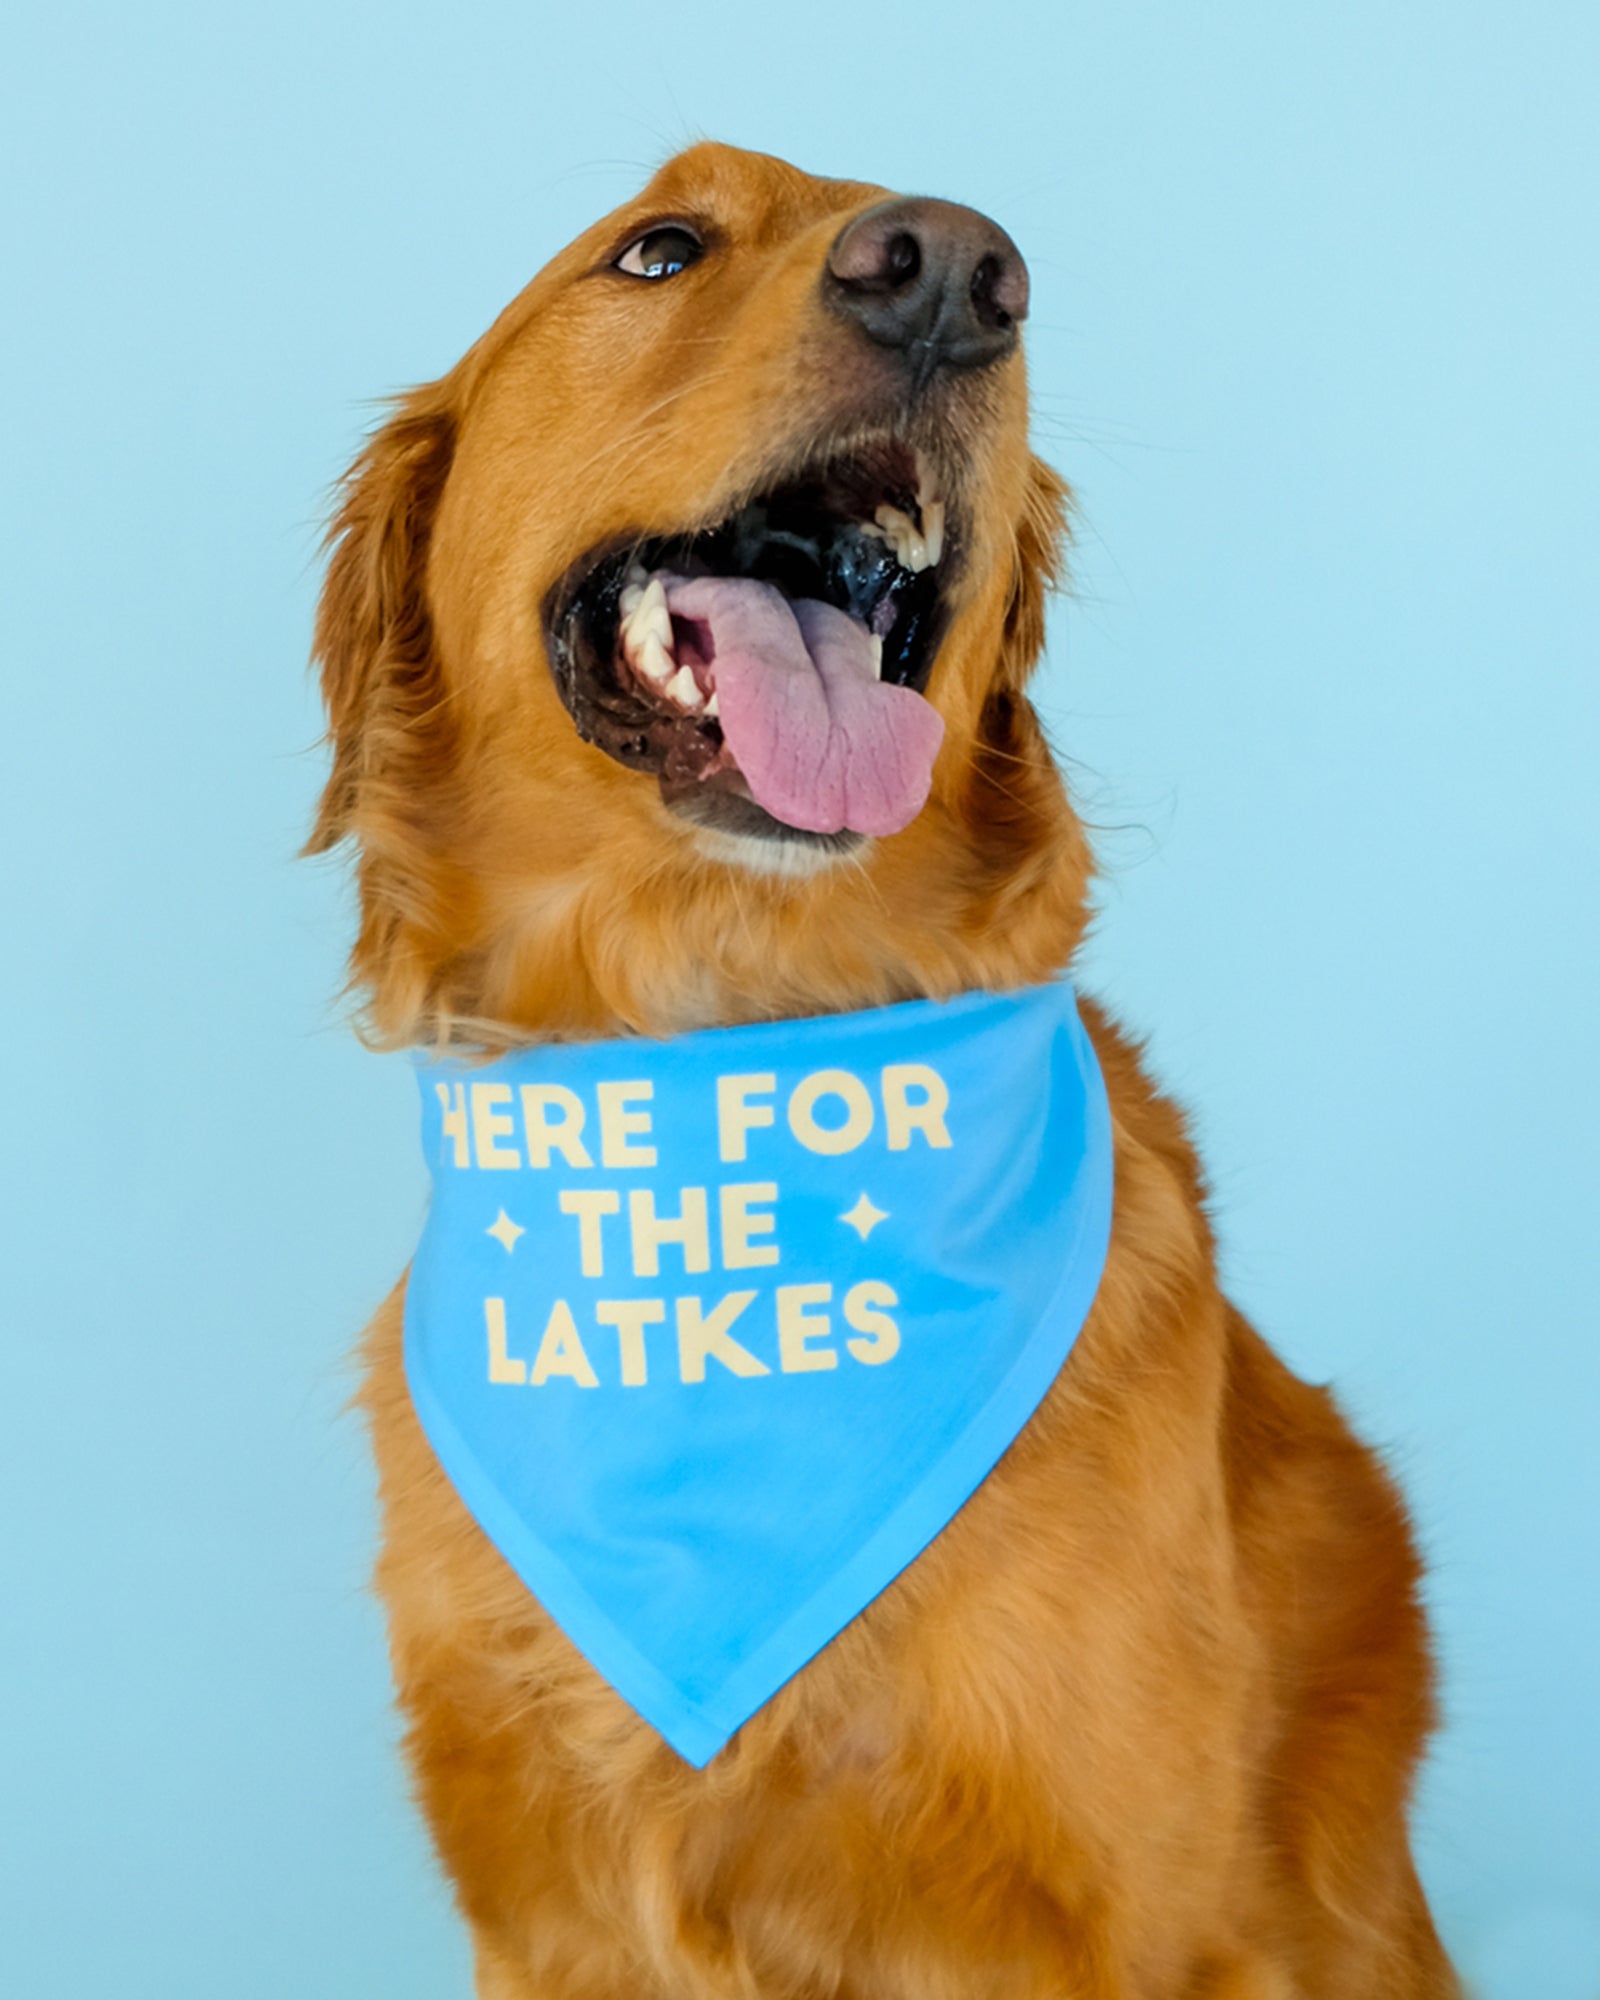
top-left (969, 255), bottom-right (1010, 330)
top-left (884, 232), bottom-right (920, 288)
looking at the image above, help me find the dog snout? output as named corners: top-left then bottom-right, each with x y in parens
top-left (823, 197), bottom-right (1029, 382)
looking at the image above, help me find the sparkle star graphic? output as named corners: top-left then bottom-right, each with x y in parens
top-left (839, 1192), bottom-right (889, 1242)
top-left (486, 1208), bottom-right (525, 1254)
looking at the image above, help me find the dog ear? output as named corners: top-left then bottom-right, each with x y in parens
top-left (305, 383), bottom-right (458, 856)
top-left (995, 452), bottom-right (1070, 691)
top-left (959, 453), bottom-right (1082, 879)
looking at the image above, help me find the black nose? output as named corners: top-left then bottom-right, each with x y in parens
top-left (823, 197), bottom-right (1029, 382)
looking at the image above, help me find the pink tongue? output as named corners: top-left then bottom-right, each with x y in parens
top-left (662, 575), bottom-right (944, 837)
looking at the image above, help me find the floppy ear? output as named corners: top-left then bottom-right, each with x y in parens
top-left (305, 382), bottom-right (458, 855)
top-left (994, 452), bottom-right (1070, 692)
top-left (959, 453), bottom-right (1081, 878)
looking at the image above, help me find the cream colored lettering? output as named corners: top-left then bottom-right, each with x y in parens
top-left (483, 1296), bottom-right (528, 1384)
top-left (629, 1187), bottom-right (711, 1277)
top-left (520, 1084), bottom-right (593, 1169)
top-left (596, 1298), bottom-right (667, 1387)
top-left (597, 1080), bottom-right (657, 1168)
top-left (436, 1082), bottom-right (470, 1168)
top-left (717, 1072), bottom-right (777, 1163)
top-left (788, 1070), bottom-right (875, 1156)
top-left (529, 1299), bottom-right (600, 1388)
top-left (880, 1064), bottom-right (953, 1151)
top-left (676, 1291), bottom-right (769, 1383)
top-left (719, 1181), bottom-right (779, 1269)
top-left (470, 1082), bottom-right (521, 1169)
top-left (558, 1187), bottom-right (621, 1277)
top-left (777, 1282), bottom-right (837, 1372)
top-left (843, 1280), bottom-right (901, 1365)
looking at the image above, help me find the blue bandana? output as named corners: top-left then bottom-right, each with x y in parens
top-left (404, 981), bottom-right (1112, 1766)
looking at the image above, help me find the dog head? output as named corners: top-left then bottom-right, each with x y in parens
top-left (309, 142), bottom-right (1089, 1043)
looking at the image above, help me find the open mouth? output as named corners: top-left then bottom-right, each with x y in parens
top-left (544, 439), bottom-right (955, 844)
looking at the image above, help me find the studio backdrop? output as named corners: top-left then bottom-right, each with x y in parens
top-left (2, 4), bottom-right (1596, 1997)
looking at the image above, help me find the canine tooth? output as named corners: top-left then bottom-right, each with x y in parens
top-left (868, 635), bottom-right (883, 680)
top-left (665, 665), bottom-right (701, 708)
top-left (639, 629), bottom-right (674, 685)
top-left (619, 577), bottom-right (673, 667)
top-left (704, 691), bottom-right (720, 718)
top-left (636, 579), bottom-right (671, 644)
top-left (875, 503), bottom-right (929, 570)
top-left (922, 500), bottom-right (945, 567)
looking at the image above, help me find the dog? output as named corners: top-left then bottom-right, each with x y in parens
top-left (309, 141), bottom-right (1459, 1999)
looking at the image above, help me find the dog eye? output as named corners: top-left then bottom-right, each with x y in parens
top-left (614, 224), bottom-right (705, 281)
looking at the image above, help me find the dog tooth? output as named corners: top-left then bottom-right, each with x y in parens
top-left (665, 665), bottom-right (701, 708)
top-left (704, 690), bottom-right (720, 718)
top-left (639, 629), bottom-right (674, 685)
top-left (922, 500), bottom-right (945, 567)
top-left (868, 635), bottom-right (884, 680)
top-left (633, 579), bottom-right (668, 642)
top-left (620, 580), bottom-right (662, 646)
top-left (616, 577), bottom-right (668, 663)
top-left (875, 504), bottom-right (926, 570)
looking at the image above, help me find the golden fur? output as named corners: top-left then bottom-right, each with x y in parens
top-left (311, 142), bottom-right (1458, 1998)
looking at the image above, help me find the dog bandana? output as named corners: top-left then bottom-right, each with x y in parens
top-left (404, 981), bottom-right (1113, 1766)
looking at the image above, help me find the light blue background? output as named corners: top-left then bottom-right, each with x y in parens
top-left (2, 3), bottom-right (1594, 1995)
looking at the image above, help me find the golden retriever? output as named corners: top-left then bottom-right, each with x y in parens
top-left (309, 141), bottom-right (1458, 1999)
